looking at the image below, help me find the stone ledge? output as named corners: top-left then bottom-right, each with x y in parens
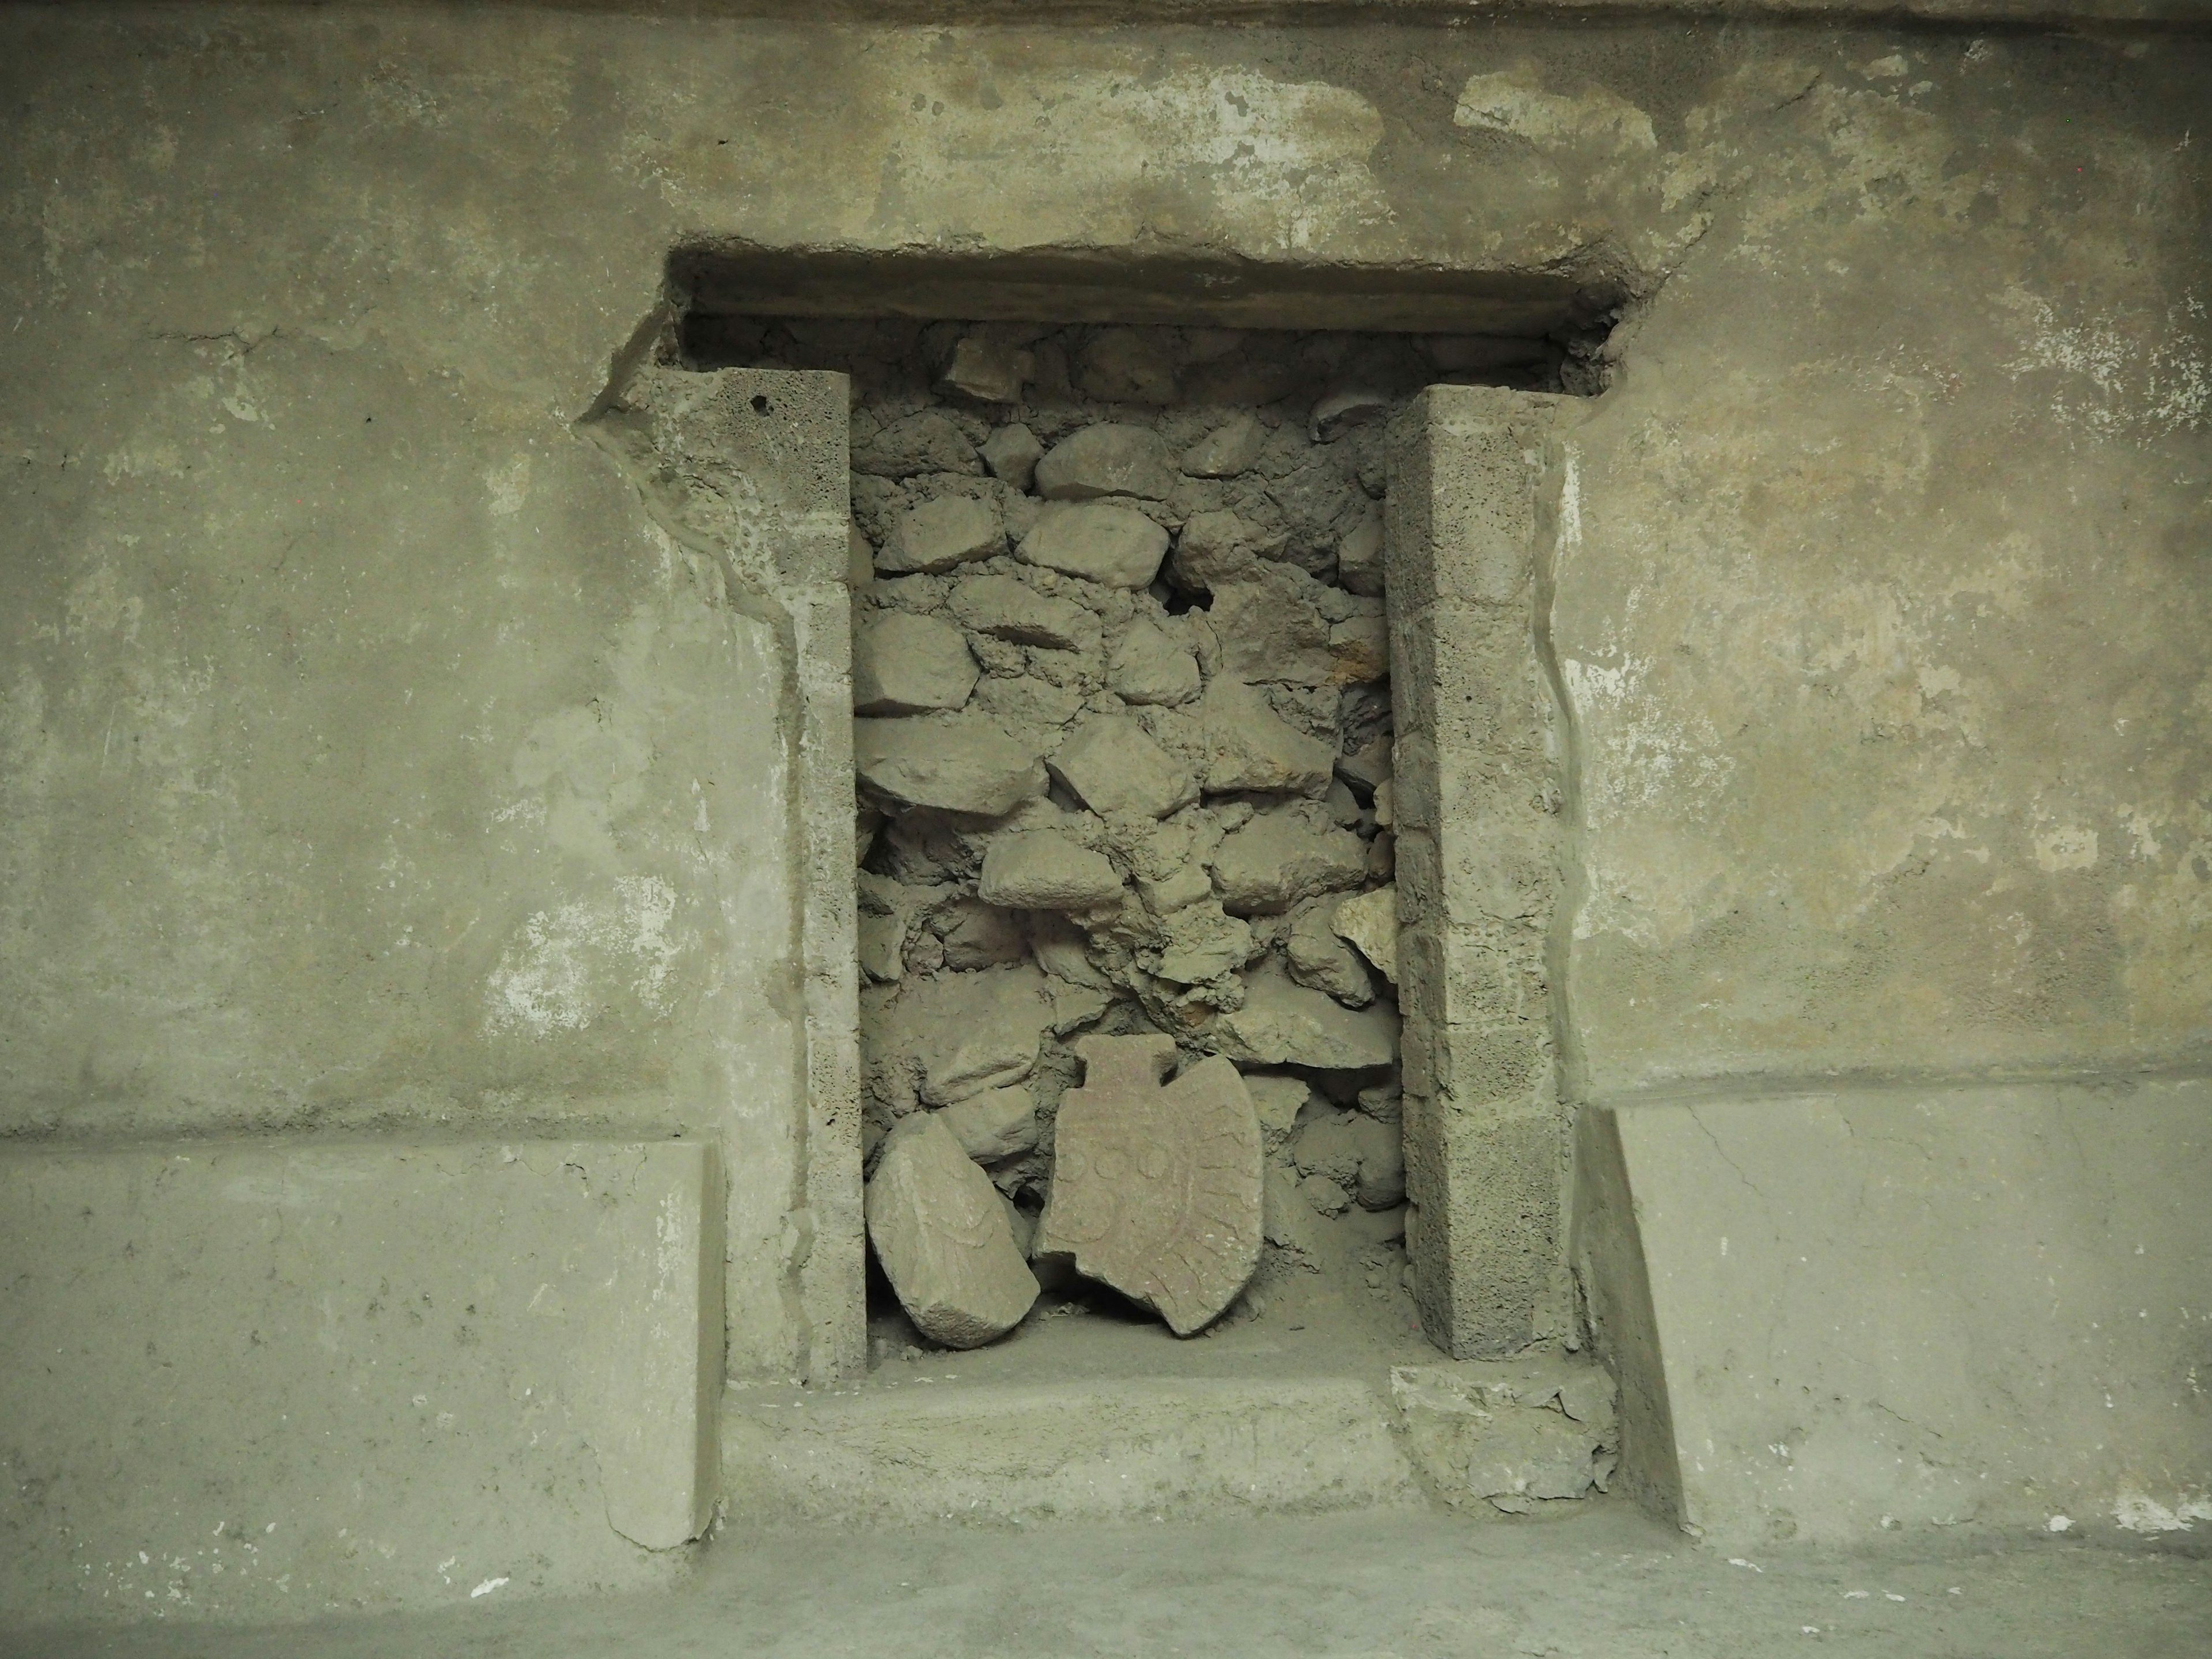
top-left (1574, 1076), bottom-right (2212, 1547)
top-left (0, 1139), bottom-right (722, 1623)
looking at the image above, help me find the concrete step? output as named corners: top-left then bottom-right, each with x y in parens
top-left (718, 1313), bottom-right (1619, 1530)
top-left (722, 1370), bottom-right (1424, 1527)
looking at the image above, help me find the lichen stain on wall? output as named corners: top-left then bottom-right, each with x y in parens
top-left (486, 874), bottom-right (682, 1036)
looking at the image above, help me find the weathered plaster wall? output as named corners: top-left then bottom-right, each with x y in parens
top-left (1, 6), bottom-right (2205, 1403)
top-left (1551, 34), bottom-right (2212, 1093)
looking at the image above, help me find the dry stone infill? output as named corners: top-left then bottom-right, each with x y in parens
top-left (815, 319), bottom-right (1422, 1343)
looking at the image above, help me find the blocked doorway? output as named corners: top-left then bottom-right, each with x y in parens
top-left (594, 255), bottom-right (1604, 1387)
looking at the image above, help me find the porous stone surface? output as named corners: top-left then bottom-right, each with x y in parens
top-left (865, 1115), bottom-right (1039, 1349)
top-left (1047, 715), bottom-right (1199, 820)
top-left (936, 1085), bottom-right (1040, 1161)
top-left (1213, 962), bottom-right (1400, 1070)
top-left (854, 717), bottom-right (1046, 816)
top-left (1017, 502), bottom-right (1171, 589)
top-left (1212, 807), bottom-right (1369, 914)
top-left (1331, 885), bottom-right (1400, 985)
top-left (878, 493), bottom-right (1006, 574)
top-left (977, 830), bottom-right (1125, 910)
top-left (1199, 679), bottom-right (1335, 795)
top-left (1035, 1035), bottom-right (1263, 1336)
top-left (1035, 422), bottom-right (1177, 501)
top-left (853, 610), bottom-right (978, 714)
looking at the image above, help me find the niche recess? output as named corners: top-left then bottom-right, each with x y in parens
top-left (668, 245), bottom-right (1616, 1373)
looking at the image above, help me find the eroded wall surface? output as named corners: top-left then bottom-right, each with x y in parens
top-left (0, 1), bottom-right (2205, 1572)
top-left (1546, 37), bottom-right (2210, 1089)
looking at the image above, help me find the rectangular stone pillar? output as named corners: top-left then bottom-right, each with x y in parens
top-left (589, 365), bottom-right (864, 1384)
top-left (1384, 385), bottom-right (1567, 1359)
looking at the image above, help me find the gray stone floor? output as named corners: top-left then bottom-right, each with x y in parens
top-left (12, 1504), bottom-right (2207, 1659)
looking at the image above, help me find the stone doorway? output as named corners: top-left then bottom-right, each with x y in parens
top-left (675, 309), bottom-right (1584, 1372)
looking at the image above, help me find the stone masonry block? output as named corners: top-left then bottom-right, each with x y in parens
top-left (866, 1115), bottom-right (1039, 1349)
top-left (0, 1141), bottom-right (722, 1623)
top-left (1385, 386), bottom-right (1567, 1362)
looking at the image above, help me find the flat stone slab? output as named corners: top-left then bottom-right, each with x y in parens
top-left (854, 717), bottom-right (1046, 816)
top-left (874, 963), bottom-right (1052, 1105)
top-left (866, 1115), bottom-right (1039, 1349)
top-left (722, 1371), bottom-right (1422, 1528)
top-left (853, 410), bottom-right (982, 479)
top-left (1579, 1079), bottom-right (2212, 1547)
top-left (1210, 961), bottom-right (1400, 1070)
top-left (1018, 502), bottom-right (1171, 589)
top-left (878, 494), bottom-right (1005, 574)
top-left (1109, 618), bottom-right (1202, 706)
top-left (1034, 422), bottom-right (1176, 501)
top-left (948, 570), bottom-right (1099, 650)
top-left (1198, 678), bottom-right (1335, 795)
top-left (937, 1085), bottom-right (1040, 1161)
top-left (0, 1140), bottom-right (719, 1622)
top-left (1212, 808), bottom-right (1368, 914)
top-left (1036, 1034), bottom-right (1262, 1336)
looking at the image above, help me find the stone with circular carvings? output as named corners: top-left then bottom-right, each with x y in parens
top-left (1035, 1033), bottom-right (1263, 1336)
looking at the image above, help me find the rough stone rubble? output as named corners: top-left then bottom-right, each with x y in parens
top-left (724, 319), bottom-right (1482, 1343)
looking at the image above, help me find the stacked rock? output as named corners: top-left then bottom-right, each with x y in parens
top-left (733, 320), bottom-right (1488, 1342)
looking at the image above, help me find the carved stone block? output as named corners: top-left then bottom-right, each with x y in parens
top-left (865, 1115), bottom-right (1039, 1349)
top-left (1035, 1034), bottom-right (1263, 1336)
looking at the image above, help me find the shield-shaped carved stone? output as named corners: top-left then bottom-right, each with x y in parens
top-left (1035, 1033), bottom-right (1263, 1335)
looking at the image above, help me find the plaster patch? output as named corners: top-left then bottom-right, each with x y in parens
top-left (2001, 292), bottom-right (2210, 440)
top-left (1454, 69), bottom-right (1656, 154)
top-left (839, 60), bottom-right (1386, 254)
top-left (2112, 1490), bottom-right (2212, 1532)
top-left (2033, 824), bottom-right (2099, 874)
top-left (486, 875), bottom-right (681, 1035)
top-left (1561, 655), bottom-right (1735, 830)
top-left (487, 455), bottom-right (532, 517)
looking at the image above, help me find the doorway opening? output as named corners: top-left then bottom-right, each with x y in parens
top-left (680, 308), bottom-right (1586, 1376)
